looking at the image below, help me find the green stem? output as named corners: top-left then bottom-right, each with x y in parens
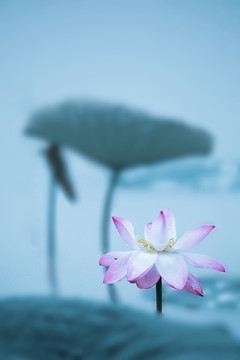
top-left (156, 278), bottom-right (162, 313)
top-left (102, 170), bottom-right (120, 303)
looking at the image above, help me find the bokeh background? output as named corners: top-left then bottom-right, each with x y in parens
top-left (0, 0), bottom-right (240, 357)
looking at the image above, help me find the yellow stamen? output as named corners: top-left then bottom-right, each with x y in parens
top-left (137, 235), bottom-right (175, 253)
top-left (168, 238), bottom-right (175, 248)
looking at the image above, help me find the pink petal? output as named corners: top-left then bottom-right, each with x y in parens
top-left (136, 266), bottom-right (160, 289)
top-left (173, 225), bottom-right (215, 251)
top-left (99, 251), bottom-right (131, 266)
top-left (184, 272), bottom-right (203, 296)
top-left (147, 211), bottom-right (170, 251)
top-left (112, 216), bottom-right (137, 249)
top-left (144, 221), bottom-right (152, 242)
top-left (183, 252), bottom-right (225, 272)
top-left (155, 253), bottom-right (188, 290)
top-left (127, 252), bottom-right (157, 282)
top-left (165, 208), bottom-right (176, 240)
top-left (103, 253), bottom-right (132, 284)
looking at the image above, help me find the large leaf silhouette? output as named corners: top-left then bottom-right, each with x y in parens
top-left (25, 100), bottom-right (213, 169)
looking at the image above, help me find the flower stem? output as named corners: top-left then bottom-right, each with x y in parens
top-left (156, 278), bottom-right (162, 313)
top-left (101, 169), bottom-right (120, 303)
top-left (48, 170), bottom-right (58, 296)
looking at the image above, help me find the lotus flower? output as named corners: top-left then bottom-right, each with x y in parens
top-left (99, 209), bottom-right (225, 296)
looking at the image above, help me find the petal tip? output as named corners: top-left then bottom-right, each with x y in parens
top-left (99, 259), bottom-right (107, 266)
top-left (216, 262), bottom-right (225, 272)
top-left (179, 283), bottom-right (187, 290)
top-left (112, 215), bottom-right (123, 223)
top-left (103, 276), bottom-right (112, 284)
top-left (126, 274), bottom-right (134, 282)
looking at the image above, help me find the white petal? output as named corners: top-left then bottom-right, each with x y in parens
top-left (99, 251), bottom-right (131, 266)
top-left (147, 211), bottom-right (169, 251)
top-left (155, 253), bottom-right (188, 290)
top-left (103, 253), bottom-right (132, 284)
top-left (144, 222), bottom-right (152, 242)
top-left (127, 251), bottom-right (157, 282)
top-left (112, 216), bottom-right (138, 249)
top-left (165, 208), bottom-right (176, 240)
top-left (183, 252), bottom-right (225, 272)
top-left (173, 225), bottom-right (215, 251)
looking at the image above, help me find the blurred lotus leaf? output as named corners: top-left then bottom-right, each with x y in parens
top-left (120, 158), bottom-right (219, 190)
top-left (44, 144), bottom-right (76, 201)
top-left (0, 297), bottom-right (239, 360)
top-left (25, 100), bottom-right (213, 170)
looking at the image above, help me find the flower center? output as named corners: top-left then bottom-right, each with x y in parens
top-left (167, 238), bottom-right (175, 249)
top-left (137, 236), bottom-right (157, 253)
top-left (137, 236), bottom-right (175, 253)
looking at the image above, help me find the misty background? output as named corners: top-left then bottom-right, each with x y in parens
top-left (0, 0), bottom-right (240, 327)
